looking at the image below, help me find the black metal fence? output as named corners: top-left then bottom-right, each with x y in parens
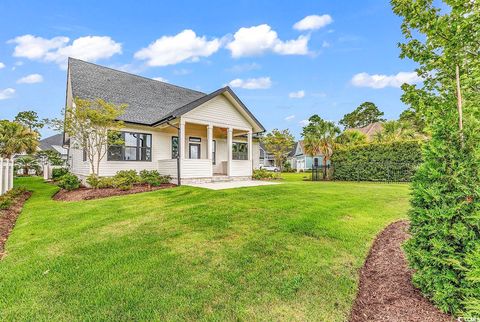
top-left (311, 161), bottom-right (420, 183)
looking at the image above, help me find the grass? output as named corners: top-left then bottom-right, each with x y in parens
top-left (0, 175), bottom-right (410, 321)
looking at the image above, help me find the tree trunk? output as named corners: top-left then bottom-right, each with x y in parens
top-left (23, 167), bottom-right (28, 176)
top-left (456, 64), bottom-right (464, 146)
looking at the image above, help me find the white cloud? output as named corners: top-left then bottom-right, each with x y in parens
top-left (299, 119), bottom-right (310, 126)
top-left (228, 77), bottom-right (272, 89)
top-left (0, 88), bottom-right (15, 100)
top-left (293, 15), bottom-right (333, 31)
top-left (17, 73), bottom-right (44, 84)
top-left (173, 68), bottom-right (191, 75)
top-left (0, 62), bottom-right (5, 69)
top-left (135, 30), bottom-right (220, 66)
top-left (152, 77), bottom-right (168, 82)
top-left (322, 41), bottom-right (331, 48)
top-left (8, 34), bottom-right (122, 68)
top-left (284, 115), bottom-right (295, 121)
top-left (289, 90), bottom-right (305, 98)
top-left (351, 72), bottom-right (421, 89)
top-left (227, 24), bottom-right (309, 57)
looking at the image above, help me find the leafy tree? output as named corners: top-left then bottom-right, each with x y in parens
top-left (0, 120), bottom-right (39, 158)
top-left (64, 98), bottom-right (126, 176)
top-left (373, 120), bottom-right (417, 143)
top-left (399, 107), bottom-right (426, 134)
top-left (335, 130), bottom-right (368, 147)
top-left (339, 102), bottom-right (386, 129)
top-left (392, 0), bottom-right (480, 315)
top-left (261, 129), bottom-right (295, 171)
top-left (36, 150), bottom-right (64, 166)
top-left (301, 115), bottom-right (340, 179)
top-left (14, 111), bottom-right (44, 133)
top-left (16, 155), bottom-right (40, 176)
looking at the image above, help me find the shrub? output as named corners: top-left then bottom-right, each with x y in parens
top-left (113, 170), bottom-right (139, 190)
top-left (97, 177), bottom-right (115, 189)
top-left (86, 174), bottom-right (100, 189)
top-left (52, 168), bottom-right (69, 181)
top-left (57, 173), bottom-right (81, 191)
top-left (139, 170), bottom-right (172, 187)
top-left (0, 187), bottom-right (28, 210)
top-left (331, 140), bottom-right (423, 182)
top-left (253, 169), bottom-right (275, 180)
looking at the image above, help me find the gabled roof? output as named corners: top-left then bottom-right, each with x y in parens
top-left (39, 133), bottom-right (68, 155)
top-left (350, 122), bottom-right (384, 139)
top-left (68, 58), bottom-right (265, 132)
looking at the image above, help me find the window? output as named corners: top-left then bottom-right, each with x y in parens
top-left (171, 136), bottom-right (179, 159)
top-left (313, 157), bottom-right (319, 168)
top-left (189, 143), bottom-right (201, 159)
top-left (232, 142), bottom-right (248, 160)
top-left (107, 131), bottom-right (152, 161)
top-left (212, 140), bottom-right (216, 165)
top-left (83, 148), bottom-right (87, 162)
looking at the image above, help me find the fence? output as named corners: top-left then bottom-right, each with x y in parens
top-left (311, 161), bottom-right (420, 183)
top-left (0, 158), bottom-right (14, 195)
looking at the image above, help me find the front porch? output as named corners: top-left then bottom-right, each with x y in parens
top-left (157, 118), bottom-right (253, 183)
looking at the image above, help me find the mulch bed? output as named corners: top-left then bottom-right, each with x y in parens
top-left (0, 191), bottom-right (32, 259)
top-left (350, 220), bottom-right (454, 322)
top-left (53, 184), bottom-right (176, 201)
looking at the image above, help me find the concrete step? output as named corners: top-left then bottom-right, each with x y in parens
top-left (212, 176), bottom-right (232, 182)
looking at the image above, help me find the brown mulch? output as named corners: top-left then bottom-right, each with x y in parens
top-left (53, 184), bottom-right (176, 201)
top-left (350, 220), bottom-right (454, 322)
top-left (0, 191), bottom-right (32, 259)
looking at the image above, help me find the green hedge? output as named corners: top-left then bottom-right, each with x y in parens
top-left (331, 141), bottom-right (423, 182)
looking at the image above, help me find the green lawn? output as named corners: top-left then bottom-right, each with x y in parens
top-left (0, 176), bottom-right (410, 321)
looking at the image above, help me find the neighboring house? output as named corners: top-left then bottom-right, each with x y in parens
top-left (64, 58), bottom-right (265, 183)
top-left (349, 122), bottom-right (384, 140)
top-left (39, 133), bottom-right (68, 163)
top-left (290, 140), bottom-right (326, 171)
top-left (259, 142), bottom-right (275, 168)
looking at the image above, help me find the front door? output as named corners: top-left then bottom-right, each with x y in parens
top-left (189, 143), bottom-right (201, 159)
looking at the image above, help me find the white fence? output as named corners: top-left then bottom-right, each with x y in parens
top-left (0, 158), bottom-right (14, 196)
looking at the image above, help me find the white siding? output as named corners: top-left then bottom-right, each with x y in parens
top-left (158, 159), bottom-right (178, 177)
top-left (231, 160), bottom-right (252, 177)
top-left (182, 159), bottom-right (212, 178)
top-left (252, 141), bottom-right (260, 170)
top-left (184, 95), bottom-right (252, 129)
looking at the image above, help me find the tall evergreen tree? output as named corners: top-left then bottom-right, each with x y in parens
top-left (339, 102), bottom-right (386, 129)
top-left (392, 0), bottom-right (480, 315)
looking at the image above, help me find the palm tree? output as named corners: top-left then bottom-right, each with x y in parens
top-left (16, 155), bottom-right (40, 176)
top-left (303, 120), bottom-right (340, 179)
top-left (373, 120), bottom-right (417, 143)
top-left (336, 130), bottom-right (368, 147)
top-left (0, 120), bottom-right (39, 159)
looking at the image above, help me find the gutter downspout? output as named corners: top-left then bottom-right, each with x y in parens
top-left (167, 121), bottom-right (181, 186)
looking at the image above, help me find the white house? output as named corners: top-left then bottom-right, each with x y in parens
top-left (64, 58), bottom-right (265, 184)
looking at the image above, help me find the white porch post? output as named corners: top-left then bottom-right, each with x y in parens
top-left (0, 158), bottom-right (4, 195)
top-left (9, 159), bottom-right (13, 190)
top-left (207, 124), bottom-right (213, 161)
top-left (227, 127), bottom-right (233, 176)
top-left (247, 130), bottom-right (253, 161)
top-left (179, 120), bottom-right (186, 160)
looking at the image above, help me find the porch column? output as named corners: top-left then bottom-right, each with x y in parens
top-left (227, 127), bottom-right (233, 176)
top-left (247, 130), bottom-right (253, 161)
top-left (179, 120), bottom-right (186, 160)
top-left (207, 124), bottom-right (213, 161)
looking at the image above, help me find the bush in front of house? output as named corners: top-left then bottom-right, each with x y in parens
top-left (253, 169), bottom-right (275, 180)
top-left (57, 173), bottom-right (81, 191)
top-left (113, 170), bottom-right (139, 190)
top-left (331, 140), bottom-right (423, 182)
top-left (52, 168), bottom-right (69, 181)
top-left (0, 187), bottom-right (28, 210)
top-left (86, 174), bottom-right (100, 189)
top-left (139, 170), bottom-right (171, 187)
top-left (97, 177), bottom-right (115, 189)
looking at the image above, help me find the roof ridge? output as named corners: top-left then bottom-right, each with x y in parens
top-left (68, 57), bottom-right (206, 96)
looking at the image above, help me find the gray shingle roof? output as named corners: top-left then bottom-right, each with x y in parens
top-left (69, 58), bottom-right (206, 125)
top-left (39, 133), bottom-right (64, 151)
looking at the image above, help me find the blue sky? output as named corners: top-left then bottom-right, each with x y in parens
top-left (0, 0), bottom-right (420, 139)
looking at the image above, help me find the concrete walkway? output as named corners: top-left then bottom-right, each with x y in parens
top-left (186, 180), bottom-right (279, 190)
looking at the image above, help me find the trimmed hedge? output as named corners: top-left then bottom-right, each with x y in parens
top-left (331, 140), bottom-right (423, 182)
